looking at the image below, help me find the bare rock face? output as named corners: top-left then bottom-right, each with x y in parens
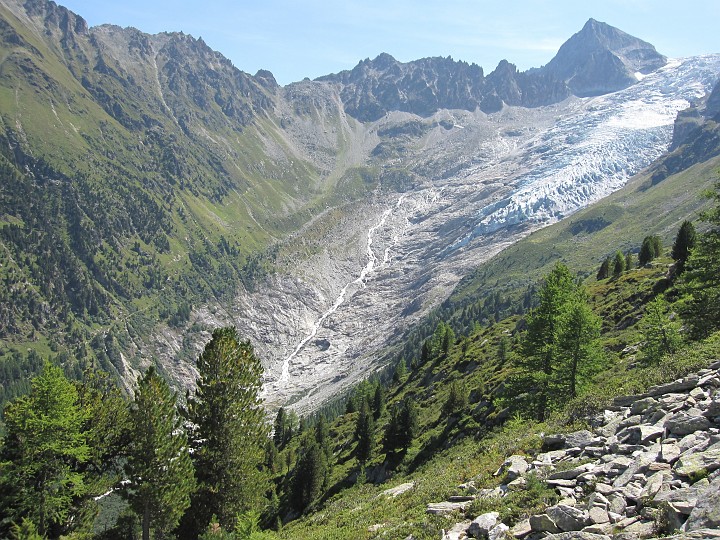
top-left (541, 18), bottom-right (667, 97)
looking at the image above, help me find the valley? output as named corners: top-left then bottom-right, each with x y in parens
top-left (232, 55), bottom-right (720, 412)
top-left (0, 0), bottom-right (718, 415)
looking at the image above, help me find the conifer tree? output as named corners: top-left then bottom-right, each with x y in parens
top-left (639, 235), bottom-right (662, 266)
top-left (442, 380), bottom-right (469, 417)
top-left (558, 299), bottom-right (603, 398)
top-left (383, 397), bottom-right (419, 454)
top-left (519, 263), bottom-right (577, 421)
top-left (625, 251), bottom-right (633, 271)
top-left (612, 251), bottom-right (625, 277)
top-left (264, 439), bottom-right (280, 476)
top-left (124, 367), bottom-right (194, 540)
top-left (680, 185), bottom-right (720, 337)
top-left (372, 384), bottom-right (386, 420)
top-left (0, 361), bottom-right (89, 538)
top-left (672, 220), bottom-right (697, 274)
top-left (290, 435), bottom-right (327, 512)
top-left (354, 400), bottom-right (375, 465)
top-left (641, 296), bottom-right (682, 363)
top-left (596, 257), bottom-right (611, 280)
top-left (312, 415), bottom-right (333, 494)
top-left (183, 327), bottom-right (269, 537)
top-left (392, 358), bottom-right (407, 384)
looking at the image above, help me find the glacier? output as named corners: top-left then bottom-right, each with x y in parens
top-left (244, 55), bottom-right (720, 412)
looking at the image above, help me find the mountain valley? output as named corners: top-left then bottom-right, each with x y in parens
top-left (0, 0), bottom-right (718, 414)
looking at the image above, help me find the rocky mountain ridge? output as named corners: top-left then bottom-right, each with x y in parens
top-left (316, 18), bottom-right (666, 121)
top-left (430, 362), bottom-right (720, 540)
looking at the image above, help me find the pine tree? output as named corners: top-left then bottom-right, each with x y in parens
top-left (383, 397), bottom-right (419, 455)
top-left (273, 407), bottom-right (294, 449)
top-left (124, 367), bottom-right (195, 540)
top-left (354, 400), bottom-right (375, 465)
top-left (264, 439), bottom-right (280, 476)
top-left (0, 362), bottom-right (89, 538)
top-left (392, 358), bottom-right (407, 384)
top-left (625, 251), bottom-right (633, 271)
top-left (372, 384), bottom-right (386, 420)
top-left (672, 220), bottom-right (697, 274)
top-left (314, 415), bottom-right (333, 480)
top-left (612, 251), bottom-right (626, 277)
top-left (597, 257), bottom-right (611, 280)
top-left (639, 235), bottom-right (662, 266)
top-left (442, 380), bottom-right (469, 417)
top-left (183, 327), bottom-right (269, 537)
top-left (290, 435), bottom-right (327, 512)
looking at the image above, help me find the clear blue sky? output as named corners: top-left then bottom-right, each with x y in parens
top-left (57, 0), bottom-right (719, 86)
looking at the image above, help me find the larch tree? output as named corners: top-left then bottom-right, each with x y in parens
top-left (124, 367), bottom-right (194, 540)
top-left (183, 327), bottom-right (269, 537)
top-left (557, 298), bottom-right (603, 398)
top-left (0, 361), bottom-right (89, 538)
top-left (520, 262), bottom-right (577, 421)
top-left (680, 184), bottom-right (720, 337)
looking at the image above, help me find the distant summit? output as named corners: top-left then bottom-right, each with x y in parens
top-left (316, 19), bottom-right (667, 120)
top-left (541, 18), bottom-right (667, 96)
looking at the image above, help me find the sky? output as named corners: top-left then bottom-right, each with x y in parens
top-left (56, 0), bottom-right (720, 86)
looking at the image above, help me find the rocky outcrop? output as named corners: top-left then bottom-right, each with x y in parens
top-left (437, 361), bottom-right (720, 539)
top-left (540, 18), bottom-right (666, 97)
top-left (317, 19), bottom-right (666, 121)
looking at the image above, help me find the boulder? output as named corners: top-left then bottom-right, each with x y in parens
top-left (530, 513), bottom-right (561, 533)
top-left (685, 475), bottom-right (720, 531)
top-left (546, 504), bottom-right (589, 532)
top-left (648, 375), bottom-right (700, 396)
top-left (488, 523), bottom-right (509, 540)
top-left (565, 430), bottom-right (598, 449)
top-left (607, 494), bottom-right (627, 516)
top-left (443, 520), bottom-right (472, 540)
top-left (621, 519), bottom-right (656, 537)
top-left (549, 463), bottom-right (595, 480)
top-left (588, 506), bottom-right (610, 525)
top-left (661, 529), bottom-right (720, 539)
top-left (674, 445), bottom-right (720, 477)
top-left (426, 500), bottom-right (472, 515)
top-left (660, 442), bottom-right (681, 463)
top-left (665, 411), bottom-right (712, 436)
top-left (653, 478), bottom-right (708, 511)
top-left (494, 455), bottom-right (528, 481)
top-left (381, 481), bottom-right (415, 498)
top-left (544, 433), bottom-right (567, 450)
top-left (467, 511), bottom-right (499, 539)
top-left (587, 492), bottom-right (609, 509)
top-left (510, 519), bottom-right (532, 538)
top-left (616, 425), bottom-right (663, 445)
top-left (630, 397), bottom-right (659, 416)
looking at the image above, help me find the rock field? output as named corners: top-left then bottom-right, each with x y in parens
top-left (429, 361), bottom-right (720, 540)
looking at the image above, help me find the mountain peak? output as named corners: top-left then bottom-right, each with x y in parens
top-left (542, 18), bottom-right (667, 96)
